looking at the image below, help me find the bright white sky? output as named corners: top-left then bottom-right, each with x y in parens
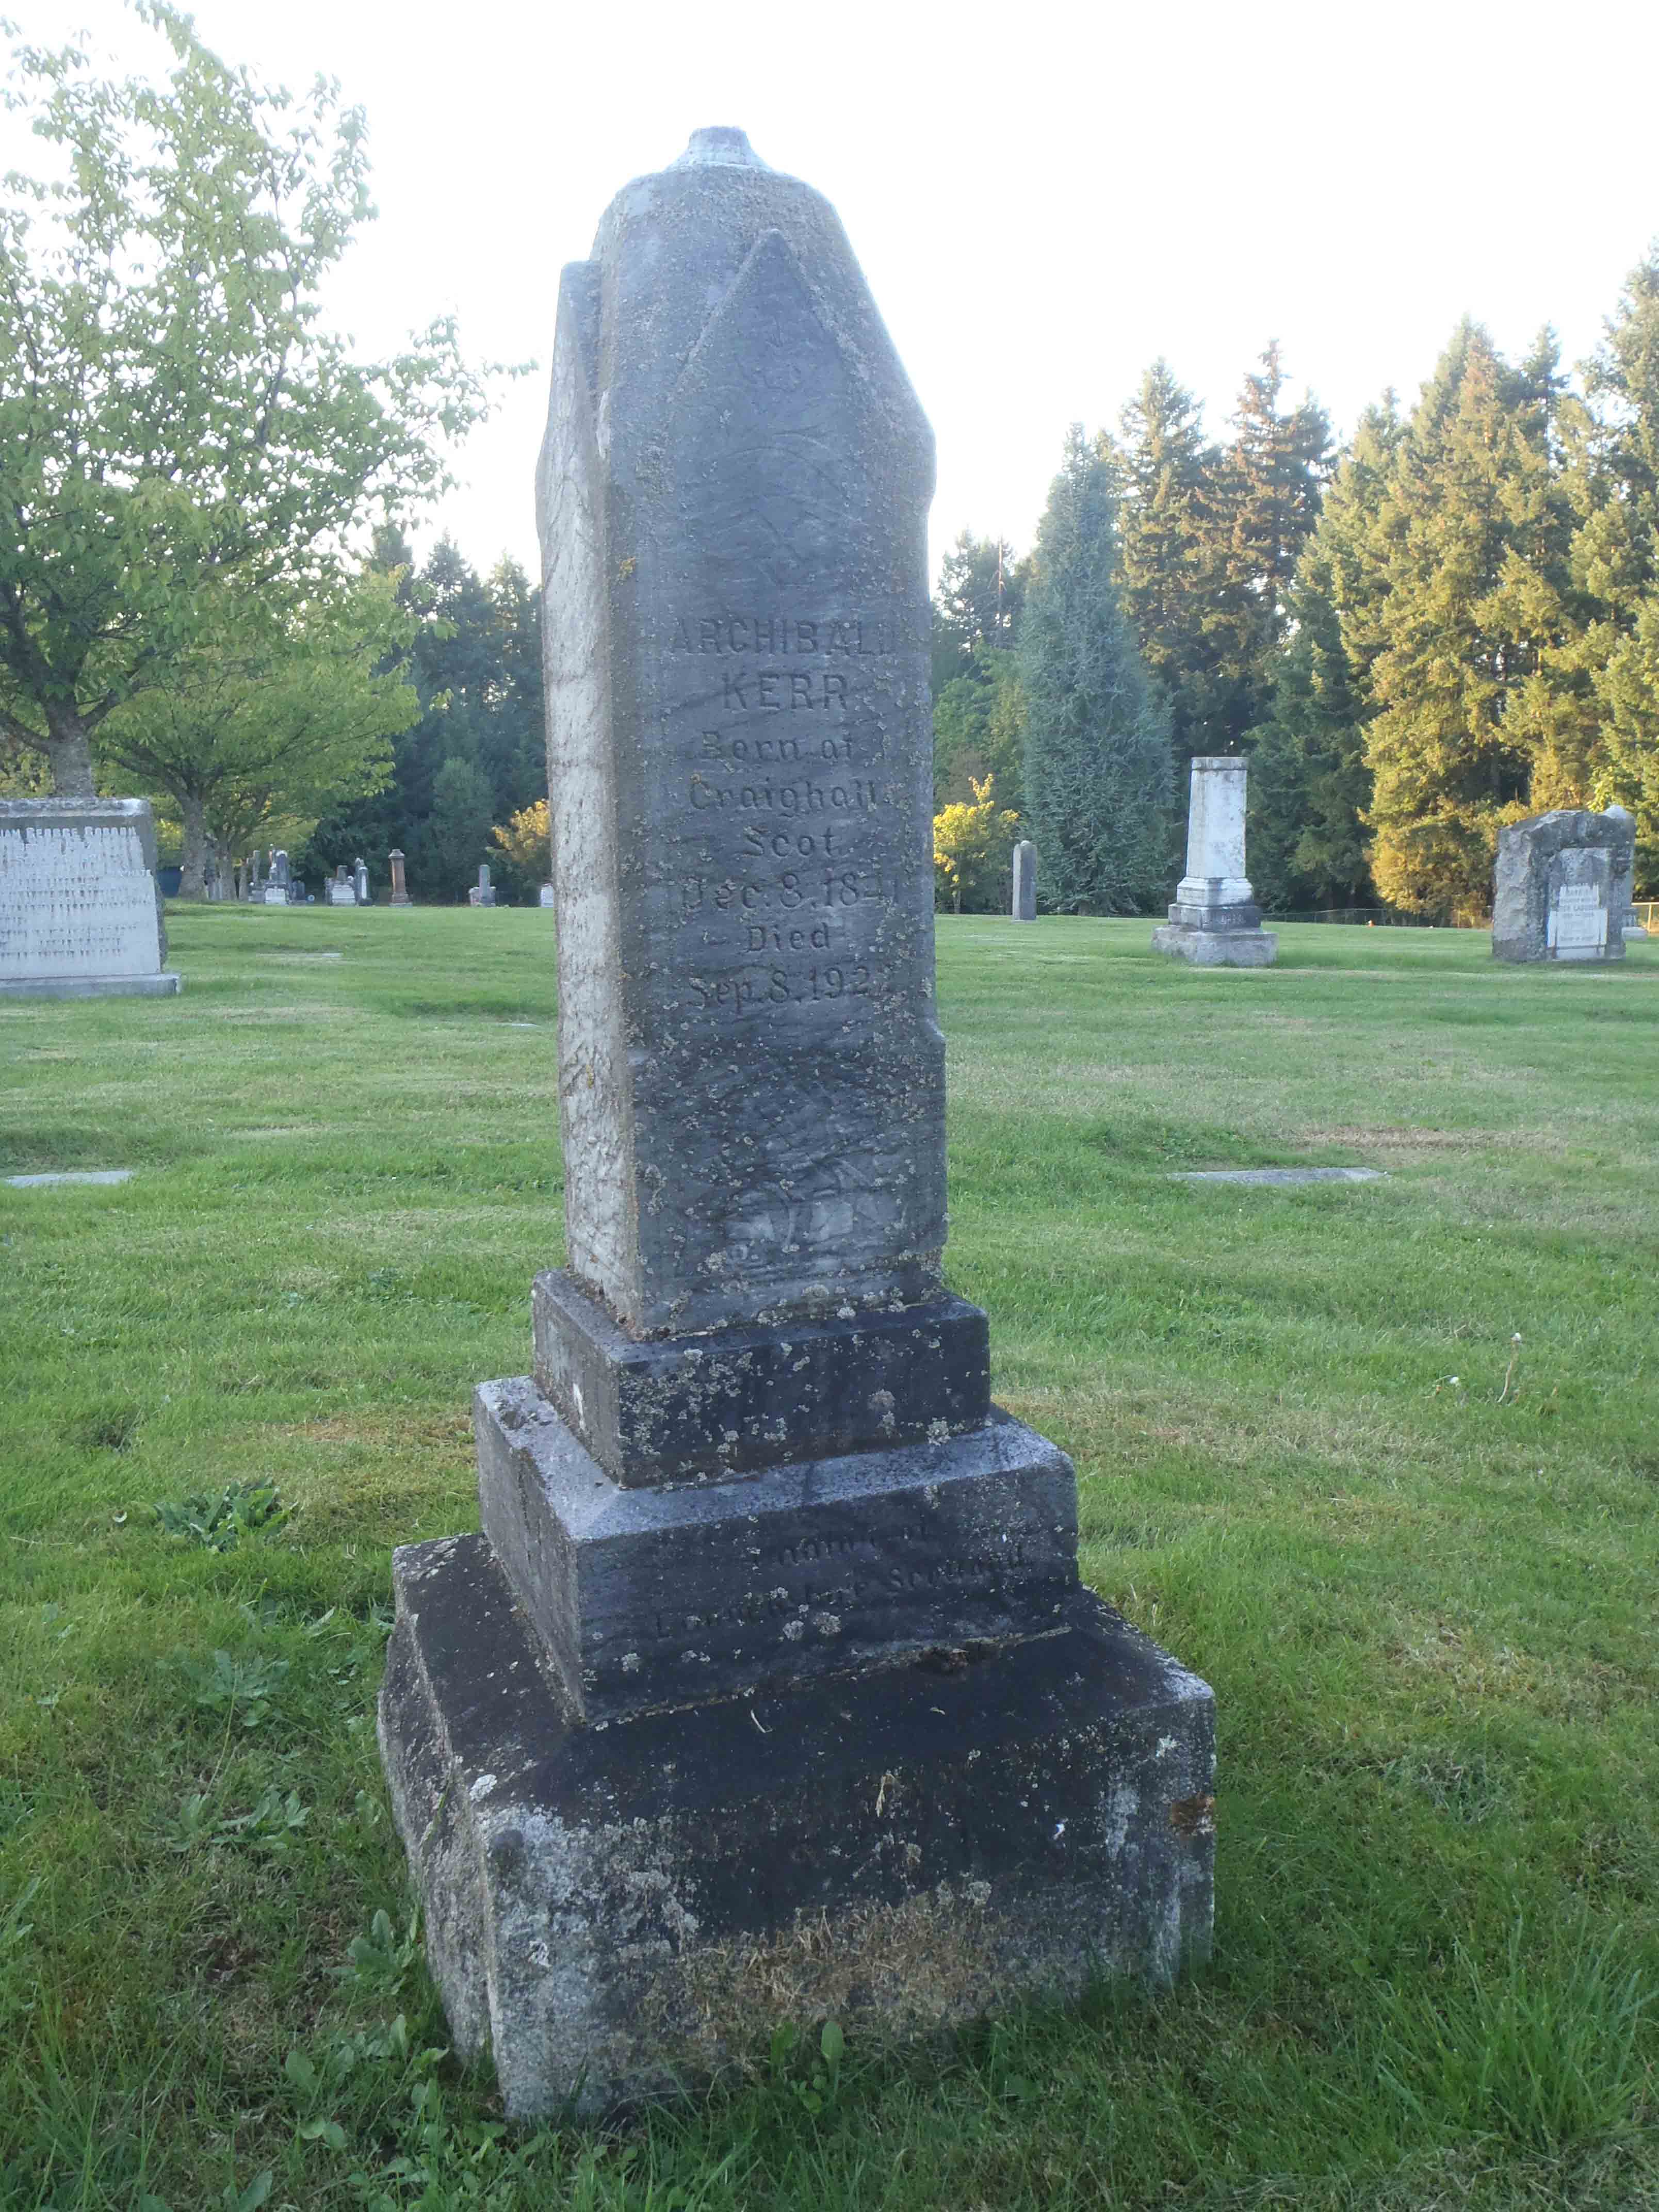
top-left (14, 0), bottom-right (1659, 587)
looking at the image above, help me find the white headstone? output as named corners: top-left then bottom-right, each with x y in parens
top-left (0, 799), bottom-right (182, 999)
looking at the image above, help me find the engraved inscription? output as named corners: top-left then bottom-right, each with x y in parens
top-left (0, 825), bottom-right (160, 981)
top-left (666, 605), bottom-right (918, 1015)
top-left (1551, 879), bottom-right (1606, 952)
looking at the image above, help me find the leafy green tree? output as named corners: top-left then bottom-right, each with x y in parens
top-left (931, 531), bottom-right (1027, 692)
top-left (300, 537), bottom-right (546, 884)
top-left (932, 648), bottom-right (1027, 812)
top-left (932, 775), bottom-right (1020, 914)
top-left (0, 7), bottom-right (492, 797)
top-left (1018, 428), bottom-right (1172, 912)
top-left (1364, 324), bottom-right (1576, 914)
top-left (96, 575), bottom-right (416, 897)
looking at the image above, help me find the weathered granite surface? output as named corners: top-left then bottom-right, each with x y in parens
top-left (380, 1532), bottom-right (1215, 2119)
top-left (1492, 808), bottom-right (1635, 963)
top-left (0, 799), bottom-right (181, 999)
top-left (531, 1267), bottom-right (988, 1485)
top-left (538, 126), bottom-right (942, 1337)
top-left (474, 1375), bottom-right (1076, 1721)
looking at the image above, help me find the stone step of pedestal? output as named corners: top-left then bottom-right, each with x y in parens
top-left (379, 1528), bottom-right (1215, 2119)
top-left (473, 1375), bottom-right (1078, 1722)
top-left (532, 1268), bottom-right (990, 1486)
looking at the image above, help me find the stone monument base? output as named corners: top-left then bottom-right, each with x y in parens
top-left (1151, 922), bottom-right (1277, 968)
top-left (0, 970), bottom-right (182, 1000)
top-left (379, 1531), bottom-right (1215, 2118)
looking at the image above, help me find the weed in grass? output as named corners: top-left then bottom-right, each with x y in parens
top-left (152, 1478), bottom-right (287, 1551)
top-left (176, 1645), bottom-right (290, 1730)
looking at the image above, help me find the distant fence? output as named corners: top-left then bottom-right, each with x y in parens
top-left (1262, 905), bottom-right (1485, 930)
top-left (1635, 901), bottom-right (1659, 931)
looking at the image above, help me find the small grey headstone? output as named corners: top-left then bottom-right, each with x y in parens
top-left (477, 863), bottom-right (496, 908)
top-left (1012, 839), bottom-right (1036, 921)
top-left (353, 857), bottom-right (371, 904)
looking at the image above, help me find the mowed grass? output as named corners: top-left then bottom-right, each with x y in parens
top-left (2, 904), bottom-right (1656, 2211)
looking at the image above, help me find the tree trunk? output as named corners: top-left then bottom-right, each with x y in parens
top-left (179, 794), bottom-right (208, 899)
top-left (44, 707), bottom-right (96, 799)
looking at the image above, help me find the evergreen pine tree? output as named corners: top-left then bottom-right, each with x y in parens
top-left (1551, 251), bottom-right (1659, 889)
top-left (1364, 324), bottom-right (1574, 914)
top-left (1018, 428), bottom-right (1171, 912)
top-left (1115, 361), bottom-right (1232, 762)
top-left (1207, 343), bottom-right (1332, 751)
top-left (1247, 398), bottom-right (1402, 912)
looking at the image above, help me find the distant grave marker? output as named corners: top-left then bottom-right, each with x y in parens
top-left (1492, 808), bottom-right (1635, 964)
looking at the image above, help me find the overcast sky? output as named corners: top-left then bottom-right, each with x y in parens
top-left (13, 0), bottom-right (1659, 584)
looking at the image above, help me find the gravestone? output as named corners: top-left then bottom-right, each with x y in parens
top-left (263, 849), bottom-right (290, 906)
top-left (476, 863), bottom-right (496, 908)
top-left (388, 848), bottom-right (411, 906)
top-left (538, 880), bottom-right (555, 908)
top-left (1491, 807), bottom-right (1635, 963)
top-left (1012, 838), bottom-right (1037, 921)
top-left (0, 799), bottom-right (182, 999)
top-left (377, 126), bottom-right (1215, 2120)
top-left (327, 865), bottom-right (357, 907)
top-left (1152, 757), bottom-right (1276, 966)
top-left (354, 857), bottom-right (371, 905)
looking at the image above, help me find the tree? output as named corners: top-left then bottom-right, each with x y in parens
top-left (1549, 250), bottom-right (1659, 889)
top-left (0, 7), bottom-right (493, 796)
top-left (492, 798), bottom-right (551, 902)
top-left (95, 574), bottom-right (417, 896)
top-left (932, 775), bottom-right (1020, 914)
top-left (1363, 324), bottom-right (1575, 914)
top-left (299, 536), bottom-right (547, 887)
top-left (932, 648), bottom-right (1027, 812)
top-left (1206, 344), bottom-right (1332, 751)
top-left (424, 756), bottom-right (496, 901)
top-left (1247, 398), bottom-right (1403, 912)
top-left (1018, 428), bottom-right (1172, 913)
top-left (931, 531), bottom-right (1027, 692)
top-left (1114, 361), bottom-right (1232, 760)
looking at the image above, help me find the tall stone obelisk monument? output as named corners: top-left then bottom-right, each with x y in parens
top-left (378, 128), bottom-right (1214, 2117)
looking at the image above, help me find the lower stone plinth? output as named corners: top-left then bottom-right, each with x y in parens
top-left (378, 1531), bottom-right (1216, 2118)
top-left (1151, 923), bottom-right (1277, 968)
top-left (475, 1376), bottom-right (1078, 1722)
top-left (0, 971), bottom-right (182, 999)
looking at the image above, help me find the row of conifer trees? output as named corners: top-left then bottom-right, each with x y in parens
top-left (932, 251), bottom-right (1659, 915)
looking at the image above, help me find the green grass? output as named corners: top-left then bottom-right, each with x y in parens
top-left (2, 905), bottom-right (1656, 2210)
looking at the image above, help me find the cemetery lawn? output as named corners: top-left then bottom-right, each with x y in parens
top-left (3, 903), bottom-right (1657, 2212)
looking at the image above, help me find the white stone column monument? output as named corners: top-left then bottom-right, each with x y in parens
top-left (1152, 755), bottom-right (1277, 967)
